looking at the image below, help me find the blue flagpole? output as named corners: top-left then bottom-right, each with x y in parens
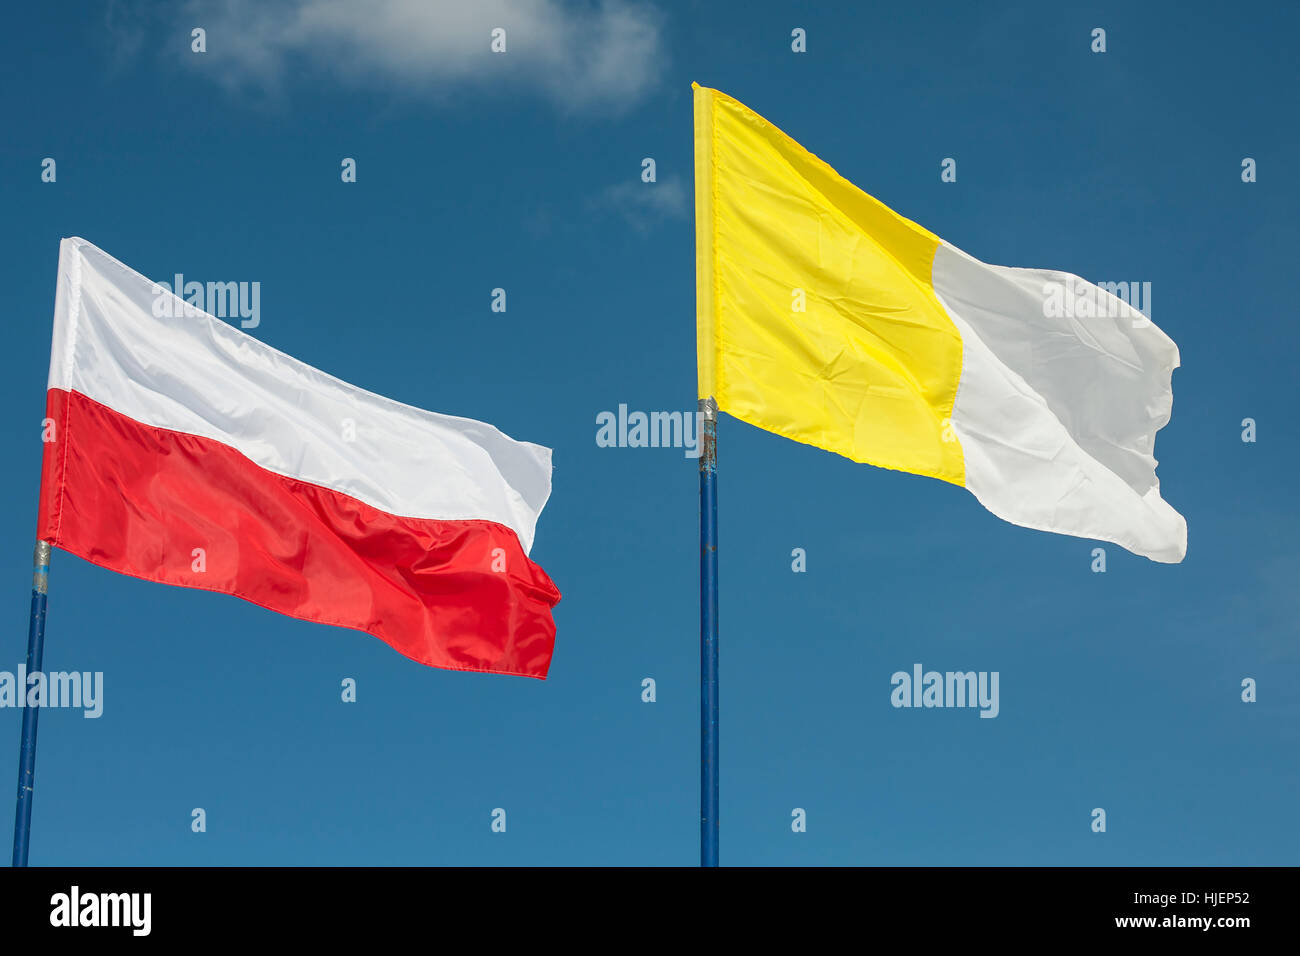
top-left (12, 540), bottom-right (50, 868)
top-left (699, 398), bottom-right (719, 867)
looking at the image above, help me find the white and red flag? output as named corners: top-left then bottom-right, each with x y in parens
top-left (37, 238), bottom-right (561, 678)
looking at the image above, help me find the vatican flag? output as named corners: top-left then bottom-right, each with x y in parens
top-left (693, 84), bottom-right (1185, 562)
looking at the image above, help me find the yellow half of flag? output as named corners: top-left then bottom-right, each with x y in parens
top-left (692, 82), bottom-right (1187, 562)
top-left (694, 82), bottom-right (964, 485)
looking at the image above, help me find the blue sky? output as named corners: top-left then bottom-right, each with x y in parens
top-left (1, 0), bottom-right (1297, 865)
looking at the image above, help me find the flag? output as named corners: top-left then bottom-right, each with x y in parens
top-left (38, 238), bottom-right (561, 677)
top-left (693, 84), bottom-right (1186, 562)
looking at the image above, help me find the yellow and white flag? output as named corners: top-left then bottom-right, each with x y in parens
top-left (693, 84), bottom-right (1185, 562)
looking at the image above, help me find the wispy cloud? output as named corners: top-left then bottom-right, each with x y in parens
top-left (177, 0), bottom-right (665, 113)
top-left (104, 0), bottom-right (148, 70)
top-left (592, 176), bottom-right (687, 233)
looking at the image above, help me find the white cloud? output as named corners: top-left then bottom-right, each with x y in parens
top-left (105, 0), bottom-right (148, 68)
top-left (592, 175), bottom-right (687, 233)
top-left (183, 0), bottom-right (664, 112)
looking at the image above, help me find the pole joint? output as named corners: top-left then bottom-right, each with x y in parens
top-left (698, 397), bottom-right (717, 474)
top-left (33, 540), bottom-right (50, 595)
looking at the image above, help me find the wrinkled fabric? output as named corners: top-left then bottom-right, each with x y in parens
top-left (934, 243), bottom-right (1185, 563)
top-left (48, 238), bottom-right (552, 553)
top-left (39, 238), bottom-right (561, 675)
top-left (694, 83), bottom-right (964, 484)
top-left (693, 85), bottom-right (1185, 562)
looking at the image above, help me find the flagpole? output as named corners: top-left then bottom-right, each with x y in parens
top-left (699, 397), bottom-right (719, 867)
top-left (11, 540), bottom-right (50, 868)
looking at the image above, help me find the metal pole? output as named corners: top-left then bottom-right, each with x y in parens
top-left (12, 540), bottom-right (50, 867)
top-left (699, 398), bottom-right (719, 867)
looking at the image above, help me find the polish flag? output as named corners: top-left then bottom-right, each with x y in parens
top-left (38, 239), bottom-right (561, 678)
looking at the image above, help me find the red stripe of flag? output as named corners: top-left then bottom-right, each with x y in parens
top-left (39, 388), bottom-right (561, 678)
